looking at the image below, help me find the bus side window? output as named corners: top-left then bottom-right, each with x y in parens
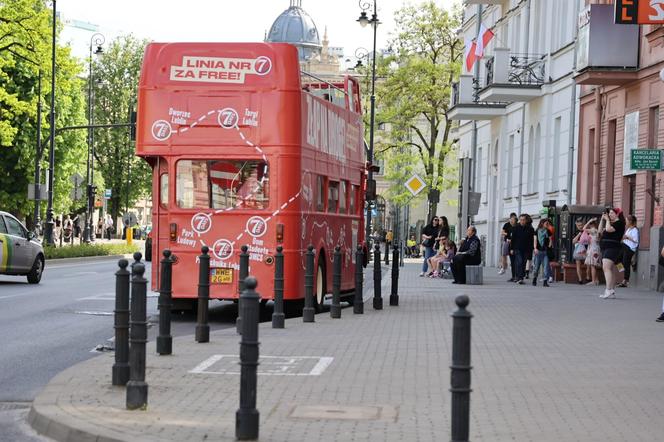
top-left (160, 173), bottom-right (169, 207)
top-left (316, 175), bottom-right (325, 212)
top-left (328, 181), bottom-right (339, 213)
top-left (349, 184), bottom-right (357, 215)
top-left (339, 181), bottom-right (347, 214)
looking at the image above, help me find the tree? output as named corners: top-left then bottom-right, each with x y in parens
top-left (0, 0), bottom-right (87, 223)
top-left (91, 35), bottom-right (149, 225)
top-left (375, 1), bottom-right (462, 220)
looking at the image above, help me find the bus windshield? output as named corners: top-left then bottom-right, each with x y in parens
top-left (176, 159), bottom-right (269, 210)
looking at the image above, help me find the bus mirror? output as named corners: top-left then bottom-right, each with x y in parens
top-left (366, 179), bottom-right (376, 200)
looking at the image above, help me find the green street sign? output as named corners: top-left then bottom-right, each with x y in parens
top-left (630, 149), bottom-right (663, 170)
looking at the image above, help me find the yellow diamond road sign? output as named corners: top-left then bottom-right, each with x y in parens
top-left (404, 174), bottom-right (426, 196)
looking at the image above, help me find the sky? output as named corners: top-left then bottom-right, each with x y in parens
top-left (57, 0), bottom-right (458, 60)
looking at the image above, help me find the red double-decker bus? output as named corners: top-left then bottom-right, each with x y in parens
top-left (136, 42), bottom-right (366, 310)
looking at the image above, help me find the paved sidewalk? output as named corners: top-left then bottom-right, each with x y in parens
top-left (29, 264), bottom-right (664, 441)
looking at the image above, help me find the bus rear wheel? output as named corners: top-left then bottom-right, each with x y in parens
top-left (314, 260), bottom-right (326, 313)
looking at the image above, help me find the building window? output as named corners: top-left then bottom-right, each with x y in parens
top-left (475, 146), bottom-right (482, 191)
top-left (627, 176), bottom-right (636, 215)
top-left (550, 117), bottom-right (561, 191)
top-left (527, 126), bottom-right (535, 193)
top-left (505, 134), bottom-right (514, 198)
top-left (649, 106), bottom-right (660, 148)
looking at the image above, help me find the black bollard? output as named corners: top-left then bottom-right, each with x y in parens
top-left (272, 246), bottom-right (285, 328)
top-left (236, 245), bottom-right (249, 334)
top-left (450, 295), bottom-right (473, 442)
top-left (390, 244), bottom-right (399, 306)
top-left (196, 246), bottom-right (210, 343)
top-left (302, 245), bottom-right (315, 322)
top-left (236, 276), bottom-right (260, 440)
top-left (112, 259), bottom-right (130, 386)
top-left (157, 249), bottom-right (173, 355)
top-left (130, 251), bottom-right (142, 272)
top-left (373, 244), bottom-right (383, 310)
top-left (126, 263), bottom-right (148, 410)
top-left (353, 246), bottom-right (364, 314)
top-left (330, 246), bottom-right (342, 319)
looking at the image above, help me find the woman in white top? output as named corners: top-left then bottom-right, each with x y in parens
top-left (617, 214), bottom-right (639, 288)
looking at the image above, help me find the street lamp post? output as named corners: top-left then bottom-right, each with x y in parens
top-left (44, 0), bottom-right (57, 246)
top-left (357, 0), bottom-right (379, 249)
top-left (84, 33), bottom-right (105, 243)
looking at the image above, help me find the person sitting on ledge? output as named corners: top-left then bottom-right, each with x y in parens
top-left (451, 226), bottom-right (482, 284)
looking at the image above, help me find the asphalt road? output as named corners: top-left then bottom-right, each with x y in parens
top-left (0, 257), bottom-right (241, 441)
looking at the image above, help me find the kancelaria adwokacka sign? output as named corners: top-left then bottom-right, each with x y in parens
top-left (615, 0), bottom-right (664, 24)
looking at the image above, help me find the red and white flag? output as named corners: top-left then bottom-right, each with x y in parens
top-left (474, 23), bottom-right (495, 58)
top-left (464, 37), bottom-right (478, 72)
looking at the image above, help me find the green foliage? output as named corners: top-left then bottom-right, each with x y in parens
top-left (0, 0), bottom-right (87, 223)
top-left (374, 1), bottom-right (462, 219)
top-left (44, 242), bottom-right (139, 260)
top-left (91, 35), bottom-right (149, 224)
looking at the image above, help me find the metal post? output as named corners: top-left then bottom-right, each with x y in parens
top-left (373, 243), bottom-right (382, 310)
top-left (236, 245), bottom-right (249, 334)
top-left (303, 245), bottom-right (315, 322)
top-left (235, 276), bottom-right (260, 440)
top-left (156, 249), bottom-right (173, 355)
top-left (196, 246), bottom-right (210, 343)
top-left (126, 263), bottom-right (148, 410)
top-left (330, 246), bottom-right (342, 319)
top-left (450, 295), bottom-right (473, 442)
top-left (354, 246), bottom-right (364, 314)
top-left (384, 237), bottom-right (390, 265)
top-left (112, 259), bottom-right (130, 386)
top-left (43, 0), bottom-right (57, 246)
top-left (390, 244), bottom-right (399, 306)
top-left (272, 246), bottom-right (285, 328)
top-left (33, 71), bottom-right (43, 233)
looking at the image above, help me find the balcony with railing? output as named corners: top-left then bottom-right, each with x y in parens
top-left (478, 49), bottom-right (546, 103)
top-left (464, 0), bottom-right (501, 4)
top-left (448, 74), bottom-right (507, 121)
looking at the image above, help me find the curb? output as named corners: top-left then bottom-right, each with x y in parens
top-left (46, 254), bottom-right (134, 266)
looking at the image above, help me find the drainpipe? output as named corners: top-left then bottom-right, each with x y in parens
top-left (468, 3), bottom-right (483, 231)
top-left (592, 87), bottom-right (602, 205)
top-left (566, 0), bottom-right (583, 205)
top-left (517, 0), bottom-right (531, 215)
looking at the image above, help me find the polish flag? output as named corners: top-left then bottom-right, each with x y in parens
top-left (474, 23), bottom-right (495, 58)
top-left (464, 38), bottom-right (478, 72)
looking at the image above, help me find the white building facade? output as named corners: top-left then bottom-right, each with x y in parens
top-left (451, 0), bottom-right (583, 266)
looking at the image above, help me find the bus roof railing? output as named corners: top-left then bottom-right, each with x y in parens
top-left (300, 71), bottom-right (347, 96)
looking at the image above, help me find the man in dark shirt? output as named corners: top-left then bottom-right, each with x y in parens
top-left (451, 226), bottom-right (482, 284)
top-left (510, 214), bottom-right (535, 284)
top-left (502, 213), bottom-right (517, 280)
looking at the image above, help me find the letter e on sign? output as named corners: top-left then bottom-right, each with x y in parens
top-left (212, 239), bottom-right (234, 260)
top-left (246, 216), bottom-right (268, 238)
top-left (191, 213), bottom-right (212, 234)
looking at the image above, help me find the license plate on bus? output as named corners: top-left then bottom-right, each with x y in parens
top-left (210, 268), bottom-right (233, 284)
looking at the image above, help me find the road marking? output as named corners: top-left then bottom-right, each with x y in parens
top-left (77, 292), bottom-right (115, 301)
top-left (0, 293), bottom-right (36, 300)
top-left (74, 310), bottom-right (113, 316)
top-left (190, 355), bottom-right (334, 376)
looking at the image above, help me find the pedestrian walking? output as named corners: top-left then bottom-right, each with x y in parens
top-left (532, 219), bottom-right (553, 287)
top-left (583, 219), bottom-right (602, 286)
top-left (72, 215), bottom-right (81, 241)
top-left (104, 213), bottom-right (114, 240)
top-left (499, 213), bottom-right (516, 276)
top-left (451, 226), bottom-right (481, 284)
top-left (386, 229), bottom-right (393, 250)
top-left (419, 217), bottom-right (441, 276)
top-left (617, 214), bottom-right (639, 288)
top-left (63, 215), bottom-right (73, 243)
top-left (598, 207), bottom-right (625, 299)
top-left (572, 218), bottom-right (590, 284)
top-left (524, 214), bottom-right (534, 279)
top-left (657, 246), bottom-right (664, 322)
top-left (503, 213), bottom-right (517, 280)
top-left (510, 214), bottom-right (535, 284)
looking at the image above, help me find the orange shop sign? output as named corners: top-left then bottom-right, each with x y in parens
top-left (615, 0), bottom-right (664, 24)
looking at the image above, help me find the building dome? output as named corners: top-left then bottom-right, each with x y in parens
top-left (266, 1), bottom-right (321, 61)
